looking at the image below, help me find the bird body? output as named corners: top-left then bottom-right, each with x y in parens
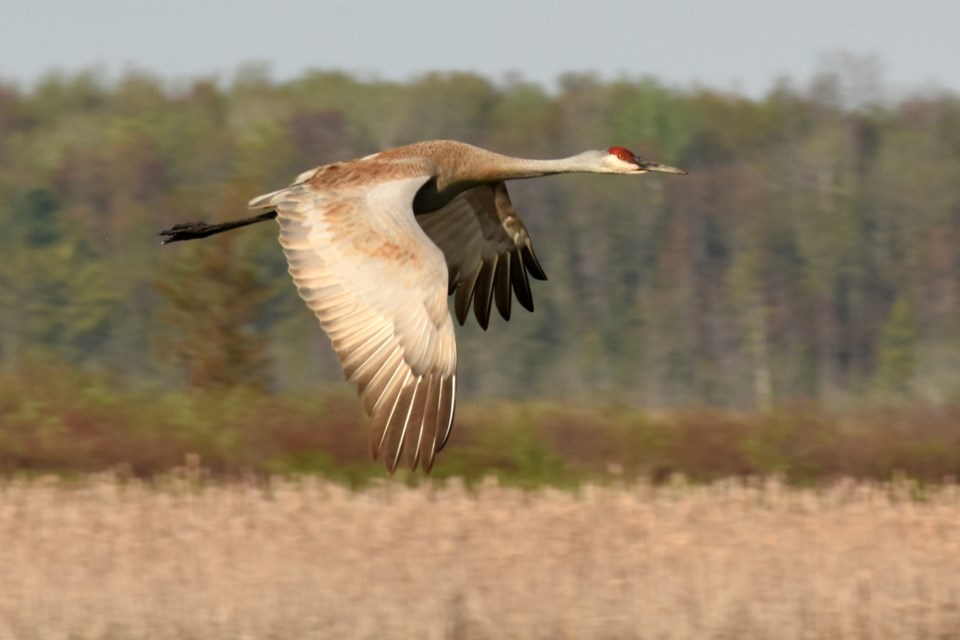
top-left (161, 140), bottom-right (685, 473)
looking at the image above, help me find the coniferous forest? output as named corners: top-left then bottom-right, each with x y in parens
top-left (3, 66), bottom-right (960, 480)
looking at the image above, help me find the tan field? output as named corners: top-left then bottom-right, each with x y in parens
top-left (1, 474), bottom-right (959, 639)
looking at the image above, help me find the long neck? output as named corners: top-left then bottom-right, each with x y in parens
top-left (469, 150), bottom-right (600, 182)
top-left (416, 146), bottom-right (602, 214)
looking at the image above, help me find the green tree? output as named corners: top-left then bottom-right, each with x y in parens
top-left (3, 67), bottom-right (960, 407)
top-left (153, 231), bottom-right (272, 391)
top-left (0, 188), bottom-right (118, 365)
top-left (875, 296), bottom-right (918, 395)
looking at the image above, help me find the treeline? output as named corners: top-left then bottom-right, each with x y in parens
top-left (2, 66), bottom-right (960, 409)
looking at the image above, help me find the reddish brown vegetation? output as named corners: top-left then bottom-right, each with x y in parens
top-left (1, 362), bottom-right (958, 484)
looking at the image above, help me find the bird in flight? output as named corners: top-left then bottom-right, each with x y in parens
top-left (159, 140), bottom-right (686, 473)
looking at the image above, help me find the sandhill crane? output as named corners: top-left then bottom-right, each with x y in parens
top-left (159, 140), bottom-right (686, 473)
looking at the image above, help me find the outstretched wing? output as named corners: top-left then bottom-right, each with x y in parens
top-left (416, 181), bottom-right (547, 330)
top-left (249, 172), bottom-right (457, 474)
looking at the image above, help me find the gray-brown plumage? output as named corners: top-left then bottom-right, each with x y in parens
top-left (160, 140), bottom-right (686, 474)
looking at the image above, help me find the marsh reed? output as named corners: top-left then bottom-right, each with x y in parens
top-left (1, 474), bottom-right (958, 639)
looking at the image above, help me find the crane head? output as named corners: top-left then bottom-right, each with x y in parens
top-left (606, 146), bottom-right (687, 175)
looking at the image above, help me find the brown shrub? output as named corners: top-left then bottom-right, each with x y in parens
top-left (2, 361), bottom-right (960, 484)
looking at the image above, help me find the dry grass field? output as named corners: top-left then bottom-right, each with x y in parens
top-left (1, 473), bottom-right (959, 639)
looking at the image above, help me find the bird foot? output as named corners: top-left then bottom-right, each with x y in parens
top-left (159, 211), bottom-right (278, 244)
top-left (158, 221), bottom-right (218, 244)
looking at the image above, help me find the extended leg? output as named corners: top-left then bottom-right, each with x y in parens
top-left (158, 211), bottom-right (278, 244)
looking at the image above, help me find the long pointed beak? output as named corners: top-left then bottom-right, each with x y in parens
top-left (641, 160), bottom-right (687, 175)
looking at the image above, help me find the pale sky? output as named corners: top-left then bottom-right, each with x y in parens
top-left (4, 0), bottom-right (958, 98)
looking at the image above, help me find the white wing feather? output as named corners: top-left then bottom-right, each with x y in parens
top-left (250, 175), bottom-right (457, 473)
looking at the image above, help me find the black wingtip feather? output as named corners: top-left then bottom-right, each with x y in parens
top-left (473, 259), bottom-right (496, 330)
top-left (510, 248), bottom-right (534, 312)
top-left (521, 245), bottom-right (548, 281)
top-left (454, 284), bottom-right (473, 325)
top-left (447, 266), bottom-right (461, 295)
top-left (493, 254), bottom-right (512, 321)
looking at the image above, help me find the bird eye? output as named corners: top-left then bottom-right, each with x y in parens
top-left (608, 146), bottom-right (633, 162)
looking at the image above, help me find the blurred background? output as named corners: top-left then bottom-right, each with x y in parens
top-left (4, 3), bottom-right (960, 638)
top-left (1, 0), bottom-right (960, 484)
